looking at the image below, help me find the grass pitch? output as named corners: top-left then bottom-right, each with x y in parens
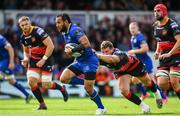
top-left (0, 97), bottom-right (179, 116)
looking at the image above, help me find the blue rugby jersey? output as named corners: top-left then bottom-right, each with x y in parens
top-left (62, 23), bottom-right (96, 62)
top-left (0, 35), bottom-right (9, 61)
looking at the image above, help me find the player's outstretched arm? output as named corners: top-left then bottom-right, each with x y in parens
top-left (96, 53), bottom-right (120, 64)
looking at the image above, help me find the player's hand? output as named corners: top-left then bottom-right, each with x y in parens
top-left (21, 59), bottom-right (29, 67)
top-left (64, 46), bottom-right (72, 56)
top-left (8, 62), bottom-right (15, 70)
top-left (128, 50), bottom-right (135, 55)
top-left (154, 52), bottom-right (159, 60)
top-left (159, 53), bottom-right (171, 59)
top-left (36, 59), bottom-right (46, 68)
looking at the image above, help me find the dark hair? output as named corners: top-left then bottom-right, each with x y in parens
top-left (56, 13), bottom-right (71, 23)
top-left (101, 41), bottom-right (114, 49)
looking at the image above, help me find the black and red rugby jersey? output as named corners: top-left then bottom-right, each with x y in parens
top-left (20, 26), bottom-right (49, 59)
top-left (154, 19), bottom-right (180, 54)
top-left (99, 48), bottom-right (140, 73)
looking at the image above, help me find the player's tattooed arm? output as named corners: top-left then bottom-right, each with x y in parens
top-left (96, 53), bottom-right (120, 64)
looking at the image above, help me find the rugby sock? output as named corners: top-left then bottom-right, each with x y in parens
top-left (125, 92), bottom-right (141, 105)
top-left (157, 85), bottom-right (167, 99)
top-left (13, 81), bottom-right (29, 97)
top-left (137, 83), bottom-right (147, 96)
top-left (69, 77), bottom-right (84, 85)
top-left (51, 82), bottom-right (64, 91)
top-left (31, 85), bottom-right (44, 104)
top-left (148, 81), bottom-right (157, 92)
top-left (148, 81), bottom-right (162, 99)
top-left (90, 90), bottom-right (104, 109)
top-left (175, 89), bottom-right (180, 99)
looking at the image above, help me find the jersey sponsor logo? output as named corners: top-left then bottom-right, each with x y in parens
top-left (32, 37), bottom-right (36, 42)
top-left (37, 28), bottom-right (44, 35)
top-left (75, 29), bottom-right (83, 36)
top-left (156, 27), bottom-right (164, 29)
top-left (162, 29), bottom-right (167, 35)
top-left (25, 35), bottom-right (32, 39)
top-left (170, 22), bottom-right (178, 28)
top-left (155, 37), bottom-right (161, 41)
top-left (133, 39), bottom-right (137, 43)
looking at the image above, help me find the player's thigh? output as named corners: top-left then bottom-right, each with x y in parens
top-left (60, 65), bottom-right (78, 83)
top-left (131, 76), bottom-right (141, 84)
top-left (169, 66), bottom-right (180, 89)
top-left (118, 74), bottom-right (131, 94)
top-left (26, 69), bottom-right (40, 86)
top-left (156, 69), bottom-right (170, 86)
top-left (41, 71), bottom-right (53, 88)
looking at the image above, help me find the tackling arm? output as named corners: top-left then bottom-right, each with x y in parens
top-left (97, 53), bottom-right (120, 64)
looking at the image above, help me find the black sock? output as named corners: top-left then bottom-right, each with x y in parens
top-left (51, 82), bottom-right (63, 91)
top-left (175, 90), bottom-right (180, 99)
top-left (31, 85), bottom-right (44, 104)
top-left (125, 92), bottom-right (142, 105)
top-left (148, 81), bottom-right (157, 93)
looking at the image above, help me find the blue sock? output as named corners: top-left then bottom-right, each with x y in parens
top-left (137, 83), bottom-right (147, 96)
top-left (13, 81), bottom-right (29, 97)
top-left (157, 85), bottom-right (167, 99)
top-left (69, 77), bottom-right (84, 85)
top-left (90, 90), bottom-right (104, 109)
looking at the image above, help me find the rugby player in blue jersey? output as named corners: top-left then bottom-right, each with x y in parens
top-left (0, 34), bottom-right (32, 103)
top-left (55, 14), bottom-right (106, 115)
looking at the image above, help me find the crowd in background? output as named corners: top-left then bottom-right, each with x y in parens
top-left (0, 16), bottom-right (156, 74)
top-left (1, 0), bottom-right (180, 11)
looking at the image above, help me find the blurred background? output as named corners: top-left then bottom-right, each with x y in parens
top-left (0, 0), bottom-right (179, 98)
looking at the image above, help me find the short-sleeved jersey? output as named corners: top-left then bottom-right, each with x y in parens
top-left (62, 24), bottom-right (95, 62)
top-left (20, 26), bottom-right (49, 60)
top-left (100, 48), bottom-right (146, 77)
top-left (0, 35), bottom-right (9, 61)
top-left (154, 19), bottom-right (180, 54)
top-left (154, 18), bottom-right (180, 67)
top-left (130, 33), bottom-right (153, 73)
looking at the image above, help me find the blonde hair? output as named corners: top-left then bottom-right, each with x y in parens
top-left (18, 16), bottom-right (30, 23)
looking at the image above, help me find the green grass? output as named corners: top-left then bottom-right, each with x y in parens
top-left (0, 97), bottom-right (179, 116)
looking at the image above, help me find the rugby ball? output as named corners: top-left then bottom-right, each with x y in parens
top-left (65, 43), bottom-right (83, 58)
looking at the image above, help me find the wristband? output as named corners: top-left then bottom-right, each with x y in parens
top-left (42, 55), bottom-right (48, 60)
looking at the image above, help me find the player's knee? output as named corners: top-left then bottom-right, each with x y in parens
top-left (42, 82), bottom-right (51, 89)
top-left (28, 77), bottom-right (38, 87)
top-left (158, 81), bottom-right (168, 89)
top-left (170, 81), bottom-right (180, 91)
top-left (8, 79), bottom-right (16, 85)
top-left (60, 77), bottom-right (68, 84)
top-left (120, 88), bottom-right (129, 96)
top-left (84, 86), bottom-right (93, 95)
top-left (121, 90), bottom-right (129, 97)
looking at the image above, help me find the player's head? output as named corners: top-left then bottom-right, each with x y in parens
top-left (154, 4), bottom-right (167, 21)
top-left (100, 41), bottom-right (114, 55)
top-left (18, 16), bottom-right (31, 33)
top-left (129, 22), bottom-right (139, 35)
top-left (56, 13), bottom-right (72, 32)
